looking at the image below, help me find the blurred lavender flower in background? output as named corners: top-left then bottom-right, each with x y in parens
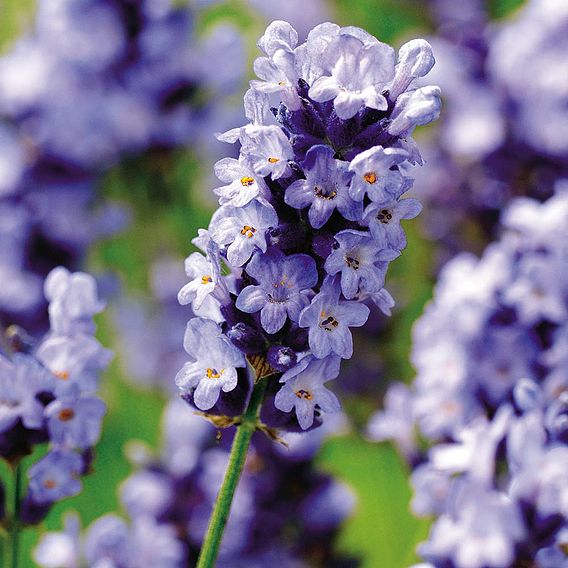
top-left (370, 189), bottom-right (568, 567)
top-left (415, 0), bottom-right (568, 261)
top-left (0, 0), bottom-right (246, 333)
top-left (34, 397), bottom-right (357, 567)
top-left (0, 267), bottom-right (111, 525)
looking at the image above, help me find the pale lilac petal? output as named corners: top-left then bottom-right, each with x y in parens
top-left (235, 285), bottom-right (266, 313)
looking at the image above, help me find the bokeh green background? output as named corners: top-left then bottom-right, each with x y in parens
top-left (0, 1), bottom-right (525, 566)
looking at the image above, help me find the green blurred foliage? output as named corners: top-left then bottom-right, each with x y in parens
top-left (0, 0), bottom-right (35, 52)
top-left (488, 0), bottom-right (527, 19)
top-left (0, 0), bottom-right (525, 566)
top-left (319, 438), bottom-right (430, 568)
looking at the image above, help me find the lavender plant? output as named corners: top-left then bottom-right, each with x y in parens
top-left (0, 0), bottom-right (245, 333)
top-left (175, 20), bottom-right (440, 565)
top-left (414, 0), bottom-right (568, 260)
top-left (370, 189), bottom-right (568, 567)
top-left (34, 398), bottom-right (356, 567)
top-left (0, 267), bottom-right (111, 565)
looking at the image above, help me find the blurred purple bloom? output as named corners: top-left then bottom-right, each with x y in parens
top-left (0, 354), bottom-right (51, 433)
top-left (45, 393), bottom-right (106, 450)
top-left (28, 450), bottom-right (83, 504)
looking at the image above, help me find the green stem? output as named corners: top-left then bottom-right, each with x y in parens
top-left (196, 379), bottom-right (268, 568)
top-left (9, 464), bottom-right (22, 568)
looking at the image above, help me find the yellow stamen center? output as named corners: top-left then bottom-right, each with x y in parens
top-left (267, 157), bottom-right (279, 164)
top-left (201, 275), bottom-right (213, 285)
top-left (364, 171), bottom-right (377, 184)
top-left (240, 176), bottom-right (255, 187)
top-left (241, 225), bottom-right (256, 238)
top-left (295, 389), bottom-right (313, 400)
top-left (54, 370), bottom-right (69, 381)
top-left (206, 368), bottom-right (224, 379)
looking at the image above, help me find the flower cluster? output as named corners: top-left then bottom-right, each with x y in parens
top-left (176, 21), bottom-right (441, 430)
top-left (0, 0), bottom-right (245, 332)
top-left (34, 398), bottom-right (356, 567)
top-left (0, 267), bottom-right (111, 524)
top-left (414, 0), bottom-right (568, 259)
top-left (369, 190), bottom-right (568, 567)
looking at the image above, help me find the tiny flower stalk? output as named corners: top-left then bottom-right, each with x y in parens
top-left (178, 20), bottom-right (440, 566)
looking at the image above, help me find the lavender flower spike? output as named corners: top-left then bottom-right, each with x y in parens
top-left (372, 193), bottom-right (568, 567)
top-left (175, 20), bottom-right (439, 434)
top-left (177, 19), bottom-right (440, 567)
top-left (1, 266), bottom-right (111, 527)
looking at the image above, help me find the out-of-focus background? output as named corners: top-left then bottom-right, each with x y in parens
top-left (0, 0), bottom-right (534, 566)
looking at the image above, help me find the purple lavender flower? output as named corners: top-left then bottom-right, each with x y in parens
top-left (210, 200), bottom-right (278, 267)
top-left (44, 267), bottom-right (106, 336)
top-left (177, 252), bottom-right (220, 311)
top-left (0, 0), bottom-right (247, 333)
top-left (175, 318), bottom-right (246, 410)
top-left (324, 230), bottom-right (399, 299)
top-left (213, 156), bottom-right (269, 208)
top-left (45, 393), bottom-right (106, 450)
top-left (308, 33), bottom-right (395, 119)
top-left (27, 451), bottom-right (83, 504)
top-left (0, 354), bottom-right (51, 433)
top-left (84, 514), bottom-right (130, 566)
top-left (348, 145), bottom-right (411, 203)
top-left (418, 483), bottom-right (525, 568)
top-left (274, 355), bottom-right (341, 429)
top-left (0, 267), bottom-right (111, 527)
top-left (412, 0), bottom-right (568, 260)
top-left (236, 248), bottom-right (317, 334)
top-left (33, 512), bottom-right (81, 568)
top-left (285, 145), bottom-right (362, 229)
top-left (362, 198), bottom-right (423, 250)
top-left (241, 125), bottom-right (294, 180)
top-left (299, 277), bottom-right (370, 359)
